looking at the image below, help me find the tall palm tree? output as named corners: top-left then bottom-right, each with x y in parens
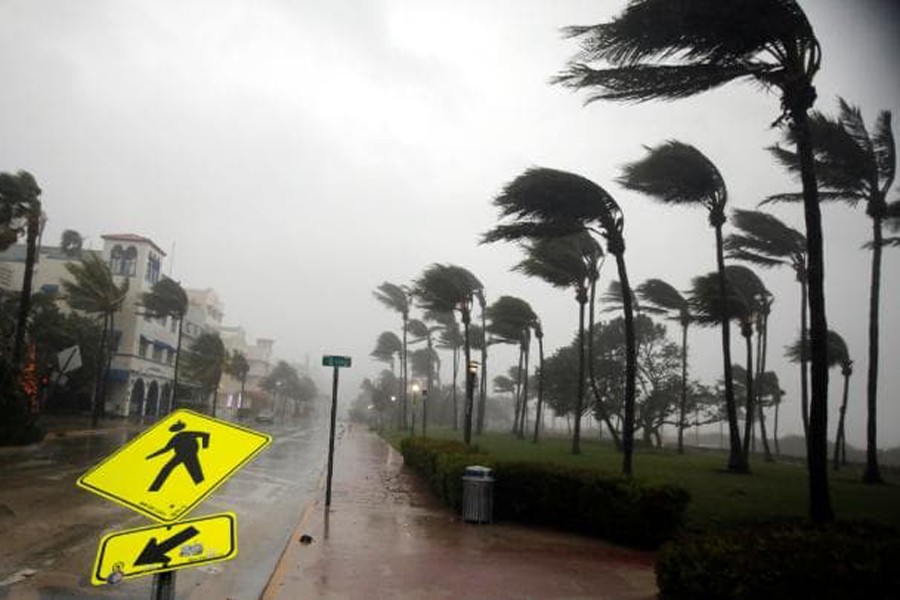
top-left (0, 171), bottom-right (42, 372)
top-left (619, 141), bottom-right (746, 471)
top-left (767, 99), bottom-right (895, 484)
top-left (512, 233), bottom-right (605, 452)
top-left (725, 209), bottom-right (810, 445)
top-left (554, 0), bottom-right (830, 522)
top-left (141, 276), bottom-right (188, 412)
top-left (483, 168), bottom-right (638, 476)
top-left (531, 317), bottom-right (545, 443)
top-left (61, 252), bottom-right (129, 426)
top-left (786, 330), bottom-right (852, 471)
top-left (226, 350), bottom-right (250, 412)
top-left (374, 282), bottom-right (411, 429)
top-left (60, 229), bottom-right (84, 257)
top-left (636, 278), bottom-right (692, 453)
top-left (371, 331), bottom-right (403, 374)
top-left (182, 332), bottom-right (227, 417)
top-left (690, 265), bottom-right (769, 467)
top-left (412, 264), bottom-right (483, 444)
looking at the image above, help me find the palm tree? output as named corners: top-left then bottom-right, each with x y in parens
top-left (0, 171), bottom-right (42, 372)
top-left (619, 140), bottom-right (746, 471)
top-left (141, 276), bottom-right (188, 412)
top-left (226, 350), bottom-right (250, 412)
top-left (60, 229), bottom-right (83, 257)
top-left (182, 332), bottom-right (227, 417)
top-left (433, 311), bottom-right (464, 430)
top-left (371, 331), bottom-right (403, 374)
top-left (412, 264), bottom-right (483, 444)
top-left (725, 209), bottom-right (810, 448)
top-left (486, 295), bottom-right (538, 439)
top-left (554, 0), bottom-right (831, 522)
top-left (483, 168), bottom-right (638, 476)
top-left (690, 265), bottom-right (769, 467)
top-left (408, 317), bottom-right (442, 431)
top-left (374, 282), bottom-right (412, 430)
top-left (786, 330), bottom-right (852, 471)
top-left (636, 278), bottom-right (692, 453)
top-left (61, 252), bottom-right (129, 426)
top-left (512, 233), bottom-right (603, 452)
top-left (767, 99), bottom-right (895, 484)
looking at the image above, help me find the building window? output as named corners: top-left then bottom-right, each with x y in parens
top-left (110, 245), bottom-right (137, 277)
top-left (145, 253), bottom-right (161, 284)
top-left (112, 330), bottom-right (122, 352)
top-left (139, 337), bottom-right (149, 358)
top-left (152, 345), bottom-right (163, 362)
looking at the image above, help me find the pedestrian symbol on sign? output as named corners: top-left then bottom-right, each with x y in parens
top-left (146, 421), bottom-right (210, 492)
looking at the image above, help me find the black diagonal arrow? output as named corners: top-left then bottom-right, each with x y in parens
top-left (134, 526), bottom-right (200, 567)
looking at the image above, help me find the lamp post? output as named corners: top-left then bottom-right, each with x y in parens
top-left (391, 395), bottom-right (397, 429)
top-left (410, 383), bottom-right (420, 436)
top-left (465, 361), bottom-right (479, 444)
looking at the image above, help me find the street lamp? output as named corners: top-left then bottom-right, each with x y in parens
top-left (465, 361), bottom-right (479, 444)
top-left (421, 388), bottom-right (428, 438)
top-left (410, 383), bottom-right (420, 436)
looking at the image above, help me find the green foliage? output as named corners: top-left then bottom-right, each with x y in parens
top-left (0, 355), bottom-right (44, 445)
top-left (656, 520), bottom-right (900, 600)
top-left (399, 435), bottom-right (689, 548)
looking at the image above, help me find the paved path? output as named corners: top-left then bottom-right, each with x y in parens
top-left (264, 426), bottom-right (658, 600)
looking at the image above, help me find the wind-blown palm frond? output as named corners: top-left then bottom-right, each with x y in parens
top-left (554, 0), bottom-right (818, 109)
top-left (513, 232), bottom-right (601, 291)
top-left (601, 280), bottom-right (639, 313)
top-left (371, 331), bottom-right (402, 363)
top-left (725, 209), bottom-right (806, 272)
top-left (785, 330), bottom-right (850, 369)
top-left (689, 265), bottom-right (766, 326)
top-left (412, 264), bottom-right (482, 315)
top-left (141, 276), bottom-right (188, 320)
top-left (62, 253), bottom-right (129, 314)
top-left (618, 141), bottom-right (726, 212)
top-left (373, 282), bottom-right (409, 319)
top-left (636, 278), bottom-right (689, 320)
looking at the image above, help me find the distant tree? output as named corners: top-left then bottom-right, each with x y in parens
top-left (225, 350), bottom-right (250, 410)
top-left (373, 282), bottom-right (411, 429)
top-left (371, 331), bottom-right (402, 375)
top-left (61, 252), bottom-right (129, 426)
top-left (636, 278), bottom-right (692, 453)
top-left (60, 229), bottom-right (83, 257)
top-left (181, 333), bottom-right (227, 417)
top-left (141, 276), bottom-right (188, 411)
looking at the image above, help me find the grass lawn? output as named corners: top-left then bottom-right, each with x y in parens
top-left (384, 427), bottom-right (900, 532)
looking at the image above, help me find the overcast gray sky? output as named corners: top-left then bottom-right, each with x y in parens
top-left (2, 0), bottom-right (898, 447)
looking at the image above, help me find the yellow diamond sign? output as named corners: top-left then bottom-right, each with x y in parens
top-left (78, 410), bottom-right (272, 522)
top-left (91, 512), bottom-right (237, 585)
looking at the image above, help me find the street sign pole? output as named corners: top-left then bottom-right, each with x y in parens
top-left (151, 572), bottom-right (174, 600)
top-left (325, 364), bottom-right (339, 507)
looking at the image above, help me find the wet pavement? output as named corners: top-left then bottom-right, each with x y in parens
top-left (264, 426), bottom-right (658, 600)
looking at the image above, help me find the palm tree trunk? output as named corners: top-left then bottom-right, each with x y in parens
top-left (741, 329), bottom-right (754, 464)
top-left (757, 313), bottom-right (773, 462)
top-left (11, 209), bottom-right (40, 373)
top-left (402, 316), bottom-right (409, 431)
top-left (587, 275), bottom-right (622, 448)
top-left (478, 311), bottom-right (487, 435)
top-left (172, 318), bottom-right (184, 413)
top-left (792, 106), bottom-right (833, 522)
top-left (462, 307), bottom-right (474, 445)
top-left (532, 332), bottom-right (544, 443)
top-left (519, 337), bottom-right (531, 439)
top-left (834, 368), bottom-right (850, 471)
top-left (677, 321), bottom-right (688, 453)
top-left (715, 224), bottom-right (745, 472)
top-left (91, 313), bottom-right (109, 428)
top-left (572, 292), bottom-right (587, 455)
top-left (512, 346), bottom-right (524, 434)
top-left (800, 277), bottom-right (810, 445)
top-left (615, 254), bottom-right (637, 477)
top-left (451, 346), bottom-right (459, 430)
top-left (863, 217), bottom-right (883, 483)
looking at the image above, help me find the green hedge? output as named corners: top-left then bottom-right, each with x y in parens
top-left (656, 520), bottom-right (900, 599)
top-left (399, 436), bottom-right (689, 549)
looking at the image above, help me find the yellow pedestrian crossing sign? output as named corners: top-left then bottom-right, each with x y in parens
top-left (91, 512), bottom-right (237, 585)
top-left (78, 410), bottom-right (271, 522)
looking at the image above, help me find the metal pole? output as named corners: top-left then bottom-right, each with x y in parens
top-left (151, 571), bottom-right (175, 600)
top-left (325, 366), bottom-right (339, 507)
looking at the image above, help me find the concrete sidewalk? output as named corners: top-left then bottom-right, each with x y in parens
top-left (263, 426), bottom-right (658, 600)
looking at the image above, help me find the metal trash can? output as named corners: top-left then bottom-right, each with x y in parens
top-left (462, 465), bottom-right (494, 524)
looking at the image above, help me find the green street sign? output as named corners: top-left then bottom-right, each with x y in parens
top-left (322, 355), bottom-right (352, 368)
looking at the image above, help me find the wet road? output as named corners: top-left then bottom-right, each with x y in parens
top-left (0, 410), bottom-right (329, 600)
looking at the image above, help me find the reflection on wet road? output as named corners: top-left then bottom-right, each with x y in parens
top-left (0, 410), bottom-right (328, 600)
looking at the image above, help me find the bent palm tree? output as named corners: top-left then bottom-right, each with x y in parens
top-left (0, 171), bottom-right (42, 372)
top-left (182, 332), bottom-right (227, 417)
top-left (767, 99), bottom-right (895, 484)
top-left (374, 282), bottom-right (412, 429)
top-left (226, 350), bottom-right (250, 411)
top-left (61, 252), bottom-right (129, 426)
top-left (619, 141), bottom-right (745, 472)
top-left (554, 0), bottom-right (830, 522)
top-left (141, 276), bottom-right (188, 412)
top-left (60, 229), bottom-right (83, 257)
top-left (412, 264), bottom-right (483, 444)
top-left (636, 278), bottom-right (691, 453)
top-left (483, 168), bottom-right (638, 476)
top-left (371, 331), bottom-right (403, 374)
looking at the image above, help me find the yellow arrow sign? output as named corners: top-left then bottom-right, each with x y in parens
top-left (91, 512), bottom-right (237, 585)
top-left (78, 410), bottom-right (272, 522)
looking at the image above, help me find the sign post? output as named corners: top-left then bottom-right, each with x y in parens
top-left (322, 355), bottom-right (351, 507)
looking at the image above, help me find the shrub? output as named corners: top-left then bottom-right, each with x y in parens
top-left (398, 437), bottom-right (689, 549)
top-left (656, 520), bottom-right (900, 599)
